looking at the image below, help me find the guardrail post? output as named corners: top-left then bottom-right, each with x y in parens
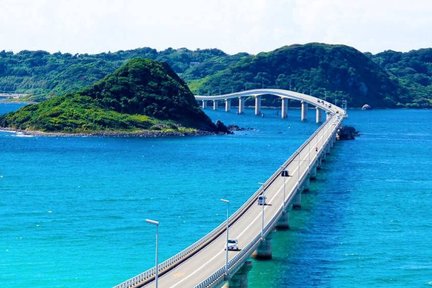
top-left (226, 260), bottom-right (253, 288)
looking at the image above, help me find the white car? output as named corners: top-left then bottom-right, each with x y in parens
top-left (227, 239), bottom-right (239, 251)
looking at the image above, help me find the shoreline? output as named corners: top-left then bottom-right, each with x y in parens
top-left (0, 127), bottom-right (218, 138)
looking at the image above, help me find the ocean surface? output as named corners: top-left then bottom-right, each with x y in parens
top-left (1, 103), bottom-right (431, 287)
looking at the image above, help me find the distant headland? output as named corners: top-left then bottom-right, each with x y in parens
top-left (0, 59), bottom-right (228, 136)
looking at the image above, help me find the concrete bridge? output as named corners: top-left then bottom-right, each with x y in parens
top-left (195, 88), bottom-right (346, 123)
top-left (114, 89), bottom-right (346, 288)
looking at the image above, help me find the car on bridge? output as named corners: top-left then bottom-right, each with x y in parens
top-left (227, 239), bottom-right (239, 251)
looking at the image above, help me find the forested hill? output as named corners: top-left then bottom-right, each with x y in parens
top-left (194, 43), bottom-right (405, 108)
top-left (0, 48), bottom-right (237, 101)
top-left (0, 59), bottom-right (218, 134)
top-left (0, 43), bottom-right (431, 108)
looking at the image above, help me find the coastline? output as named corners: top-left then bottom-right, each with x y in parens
top-left (0, 127), bottom-right (217, 137)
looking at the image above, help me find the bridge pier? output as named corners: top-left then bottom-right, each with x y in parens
top-left (202, 100), bottom-right (208, 109)
top-left (326, 112), bottom-right (331, 121)
top-left (317, 156), bottom-right (323, 170)
top-left (225, 99), bottom-right (231, 112)
top-left (213, 100), bottom-right (219, 110)
top-left (310, 165), bottom-right (317, 180)
top-left (252, 232), bottom-right (272, 260)
top-left (254, 96), bottom-right (261, 116)
top-left (275, 210), bottom-right (290, 230)
top-left (225, 260), bottom-right (253, 288)
top-left (315, 107), bottom-right (321, 123)
top-left (238, 97), bottom-right (244, 114)
top-left (301, 101), bottom-right (308, 121)
top-left (303, 177), bottom-right (310, 192)
top-left (281, 98), bottom-right (288, 119)
top-left (293, 190), bottom-right (302, 209)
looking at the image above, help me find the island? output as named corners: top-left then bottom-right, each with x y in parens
top-left (0, 59), bottom-right (226, 136)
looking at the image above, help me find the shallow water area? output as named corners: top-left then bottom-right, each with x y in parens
top-left (1, 104), bottom-right (431, 287)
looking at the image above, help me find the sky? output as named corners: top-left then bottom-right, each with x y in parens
top-left (0, 0), bottom-right (431, 55)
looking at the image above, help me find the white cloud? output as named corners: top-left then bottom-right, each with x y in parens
top-left (0, 0), bottom-right (431, 54)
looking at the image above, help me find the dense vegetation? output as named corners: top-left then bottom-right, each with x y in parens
top-left (0, 59), bottom-right (218, 134)
top-left (193, 43), bottom-right (406, 108)
top-left (0, 48), bottom-right (233, 101)
top-left (0, 43), bottom-right (431, 107)
top-left (368, 49), bottom-right (432, 107)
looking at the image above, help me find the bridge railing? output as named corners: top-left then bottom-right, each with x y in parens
top-left (115, 112), bottom-right (343, 288)
top-left (194, 114), bottom-right (343, 287)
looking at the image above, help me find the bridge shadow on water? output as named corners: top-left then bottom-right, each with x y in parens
top-left (248, 143), bottom-right (357, 288)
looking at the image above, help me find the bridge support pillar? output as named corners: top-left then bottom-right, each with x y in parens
top-left (213, 100), bottom-right (219, 110)
top-left (276, 210), bottom-right (290, 230)
top-left (317, 156), bottom-right (323, 169)
top-left (238, 97), bottom-right (244, 114)
top-left (253, 232), bottom-right (272, 260)
top-left (254, 96), bottom-right (261, 116)
top-left (315, 107), bottom-right (321, 123)
top-left (303, 177), bottom-right (310, 192)
top-left (310, 165), bottom-right (317, 180)
top-left (301, 101), bottom-right (308, 121)
top-left (326, 112), bottom-right (331, 121)
top-left (225, 99), bottom-right (231, 112)
top-left (202, 100), bottom-right (208, 109)
top-left (293, 190), bottom-right (302, 209)
top-left (325, 144), bottom-right (331, 155)
top-left (281, 98), bottom-right (288, 119)
top-left (226, 260), bottom-right (253, 288)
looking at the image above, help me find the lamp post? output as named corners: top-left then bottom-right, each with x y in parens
top-left (258, 182), bottom-right (266, 240)
top-left (220, 198), bottom-right (230, 276)
top-left (145, 219), bottom-right (159, 288)
top-left (281, 169), bottom-right (291, 209)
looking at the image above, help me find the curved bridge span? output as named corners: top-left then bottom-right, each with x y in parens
top-left (115, 89), bottom-right (346, 288)
top-left (195, 88), bottom-right (345, 122)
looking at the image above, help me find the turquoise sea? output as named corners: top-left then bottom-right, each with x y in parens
top-left (1, 103), bottom-right (431, 287)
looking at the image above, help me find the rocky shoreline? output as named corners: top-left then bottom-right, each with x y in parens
top-left (0, 127), bottom-right (218, 138)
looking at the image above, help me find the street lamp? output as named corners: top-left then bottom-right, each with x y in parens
top-left (220, 198), bottom-right (230, 276)
top-left (146, 219), bottom-right (159, 288)
top-left (281, 169), bottom-right (291, 209)
top-left (258, 182), bottom-right (266, 240)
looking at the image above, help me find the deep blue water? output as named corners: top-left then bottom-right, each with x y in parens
top-left (1, 103), bottom-right (431, 287)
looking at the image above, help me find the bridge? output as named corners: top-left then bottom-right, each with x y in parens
top-left (115, 89), bottom-right (346, 288)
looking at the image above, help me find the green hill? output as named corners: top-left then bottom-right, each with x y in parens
top-left (1, 44), bottom-right (432, 107)
top-left (368, 48), bottom-right (432, 108)
top-left (0, 59), bottom-right (218, 134)
top-left (0, 48), bottom-right (230, 101)
top-left (192, 43), bottom-right (405, 108)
